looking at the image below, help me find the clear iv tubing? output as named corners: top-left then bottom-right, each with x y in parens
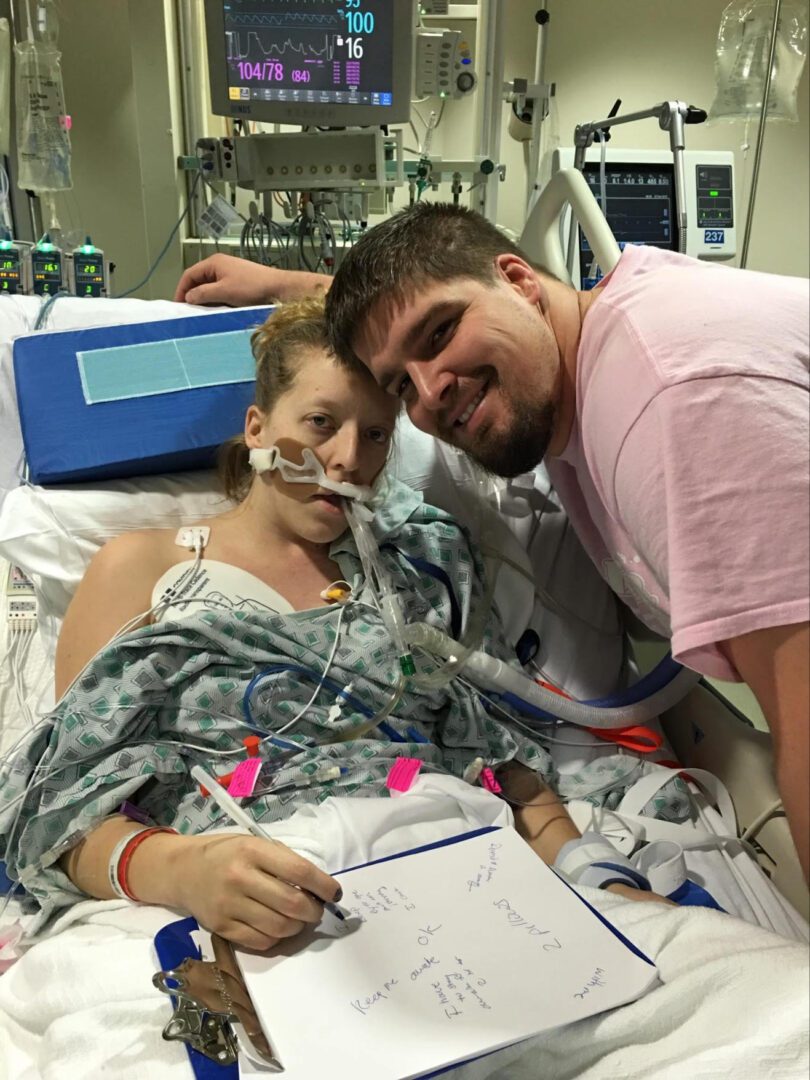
top-left (0, 163), bottom-right (10, 228)
top-left (405, 623), bottom-right (701, 727)
top-left (406, 555), bottom-right (500, 692)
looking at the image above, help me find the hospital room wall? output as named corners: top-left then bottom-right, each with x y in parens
top-left (499, 0), bottom-right (810, 277)
top-left (45, 1), bottom-right (808, 289)
top-left (35, 0), bottom-right (185, 300)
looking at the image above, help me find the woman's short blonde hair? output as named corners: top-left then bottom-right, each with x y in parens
top-left (218, 298), bottom-right (330, 502)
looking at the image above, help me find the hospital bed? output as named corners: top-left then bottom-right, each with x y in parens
top-left (0, 178), bottom-right (807, 1078)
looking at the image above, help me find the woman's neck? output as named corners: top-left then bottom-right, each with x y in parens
top-left (215, 487), bottom-right (339, 575)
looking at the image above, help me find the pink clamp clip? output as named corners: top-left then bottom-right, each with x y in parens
top-left (480, 768), bottom-right (502, 795)
top-left (386, 757), bottom-right (422, 797)
top-left (228, 758), bottom-right (263, 798)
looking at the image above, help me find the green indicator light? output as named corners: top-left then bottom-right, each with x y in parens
top-left (0, 240), bottom-right (11, 250)
top-left (38, 242), bottom-right (54, 252)
top-left (400, 654), bottom-right (416, 677)
top-left (709, 190), bottom-right (719, 197)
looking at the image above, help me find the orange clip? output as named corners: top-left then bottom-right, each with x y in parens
top-left (584, 724), bottom-right (663, 754)
top-left (534, 679), bottom-right (573, 699)
top-left (199, 769), bottom-right (234, 797)
top-left (243, 735), bottom-right (261, 758)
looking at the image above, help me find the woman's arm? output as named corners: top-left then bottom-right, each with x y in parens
top-left (54, 531), bottom-right (167, 699)
top-left (498, 763), bottom-right (674, 906)
top-left (60, 814), bottom-right (343, 950)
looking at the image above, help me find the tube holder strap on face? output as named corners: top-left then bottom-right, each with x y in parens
top-left (248, 444), bottom-right (372, 503)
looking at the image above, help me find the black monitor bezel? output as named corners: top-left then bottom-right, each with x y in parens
top-left (204, 0), bottom-right (414, 126)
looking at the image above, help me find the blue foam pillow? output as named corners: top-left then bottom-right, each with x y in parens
top-left (14, 307), bottom-right (273, 485)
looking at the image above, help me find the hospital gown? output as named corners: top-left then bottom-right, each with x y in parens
top-left (0, 479), bottom-right (686, 930)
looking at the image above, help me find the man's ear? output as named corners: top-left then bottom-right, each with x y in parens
top-left (244, 405), bottom-right (267, 448)
top-left (493, 253), bottom-right (546, 309)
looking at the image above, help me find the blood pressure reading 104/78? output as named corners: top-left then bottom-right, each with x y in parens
top-left (224, 1), bottom-right (395, 108)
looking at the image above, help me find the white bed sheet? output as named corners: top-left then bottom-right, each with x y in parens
top-left (1, 778), bottom-right (807, 1080)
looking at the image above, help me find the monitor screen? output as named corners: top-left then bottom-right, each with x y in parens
top-left (206, 1), bottom-right (413, 125)
top-left (579, 162), bottom-right (676, 289)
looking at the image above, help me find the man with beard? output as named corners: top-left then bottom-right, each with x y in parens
top-left (175, 203), bottom-right (809, 881)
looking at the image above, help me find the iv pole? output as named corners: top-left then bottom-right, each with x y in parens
top-left (566, 100), bottom-right (707, 277)
top-left (739, 0), bottom-right (782, 268)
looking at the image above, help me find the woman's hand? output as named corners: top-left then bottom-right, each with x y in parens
top-left (173, 253), bottom-right (331, 307)
top-left (170, 833), bottom-right (342, 951)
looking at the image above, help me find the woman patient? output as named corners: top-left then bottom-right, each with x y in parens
top-left (0, 301), bottom-right (667, 952)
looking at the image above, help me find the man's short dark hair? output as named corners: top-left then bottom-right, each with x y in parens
top-left (325, 202), bottom-right (554, 366)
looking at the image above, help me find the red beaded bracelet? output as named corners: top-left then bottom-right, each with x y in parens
top-left (116, 826), bottom-right (178, 901)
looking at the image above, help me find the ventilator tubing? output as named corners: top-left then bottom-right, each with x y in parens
top-left (405, 623), bottom-right (701, 727)
top-left (343, 497), bottom-right (414, 669)
top-left (344, 494), bottom-right (500, 691)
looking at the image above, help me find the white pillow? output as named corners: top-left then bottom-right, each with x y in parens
top-left (0, 415), bottom-right (535, 661)
top-left (0, 471), bottom-right (230, 660)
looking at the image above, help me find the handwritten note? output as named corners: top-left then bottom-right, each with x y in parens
top-left (237, 827), bottom-right (658, 1080)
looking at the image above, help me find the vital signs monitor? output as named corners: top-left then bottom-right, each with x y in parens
top-left (204, 1), bottom-right (414, 126)
top-left (551, 148), bottom-right (736, 289)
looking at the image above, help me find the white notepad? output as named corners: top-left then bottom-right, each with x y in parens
top-left (237, 826), bottom-right (659, 1079)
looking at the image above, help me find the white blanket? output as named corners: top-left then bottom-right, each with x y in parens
top-left (0, 777), bottom-right (807, 1079)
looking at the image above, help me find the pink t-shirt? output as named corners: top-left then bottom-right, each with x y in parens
top-left (546, 245), bottom-right (809, 680)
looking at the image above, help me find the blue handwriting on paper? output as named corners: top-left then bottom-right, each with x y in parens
top-left (493, 898), bottom-right (563, 950)
top-left (350, 978), bottom-right (399, 1015)
top-left (574, 967), bottom-right (606, 1000)
top-left (431, 955), bottom-right (492, 1017)
top-left (466, 841), bottom-right (502, 892)
top-left (410, 955), bottom-right (440, 981)
top-left (345, 883), bottom-right (497, 1022)
top-left (347, 884), bottom-right (416, 924)
top-left (416, 923), bottom-right (442, 946)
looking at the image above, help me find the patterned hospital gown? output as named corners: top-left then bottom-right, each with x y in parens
top-left (0, 478), bottom-right (687, 930)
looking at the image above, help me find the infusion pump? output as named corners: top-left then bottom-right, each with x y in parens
top-left (550, 147), bottom-right (736, 289)
top-left (0, 236), bottom-right (109, 297)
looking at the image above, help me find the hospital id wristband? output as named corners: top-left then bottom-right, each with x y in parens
top-left (109, 826), bottom-right (178, 902)
top-left (108, 828), bottom-right (147, 900)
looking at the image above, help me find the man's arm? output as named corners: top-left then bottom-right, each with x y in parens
top-left (723, 622), bottom-right (809, 882)
top-left (174, 254), bottom-right (331, 307)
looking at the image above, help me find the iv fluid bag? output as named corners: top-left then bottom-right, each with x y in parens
top-left (710, 0), bottom-right (808, 122)
top-left (14, 39), bottom-right (72, 192)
